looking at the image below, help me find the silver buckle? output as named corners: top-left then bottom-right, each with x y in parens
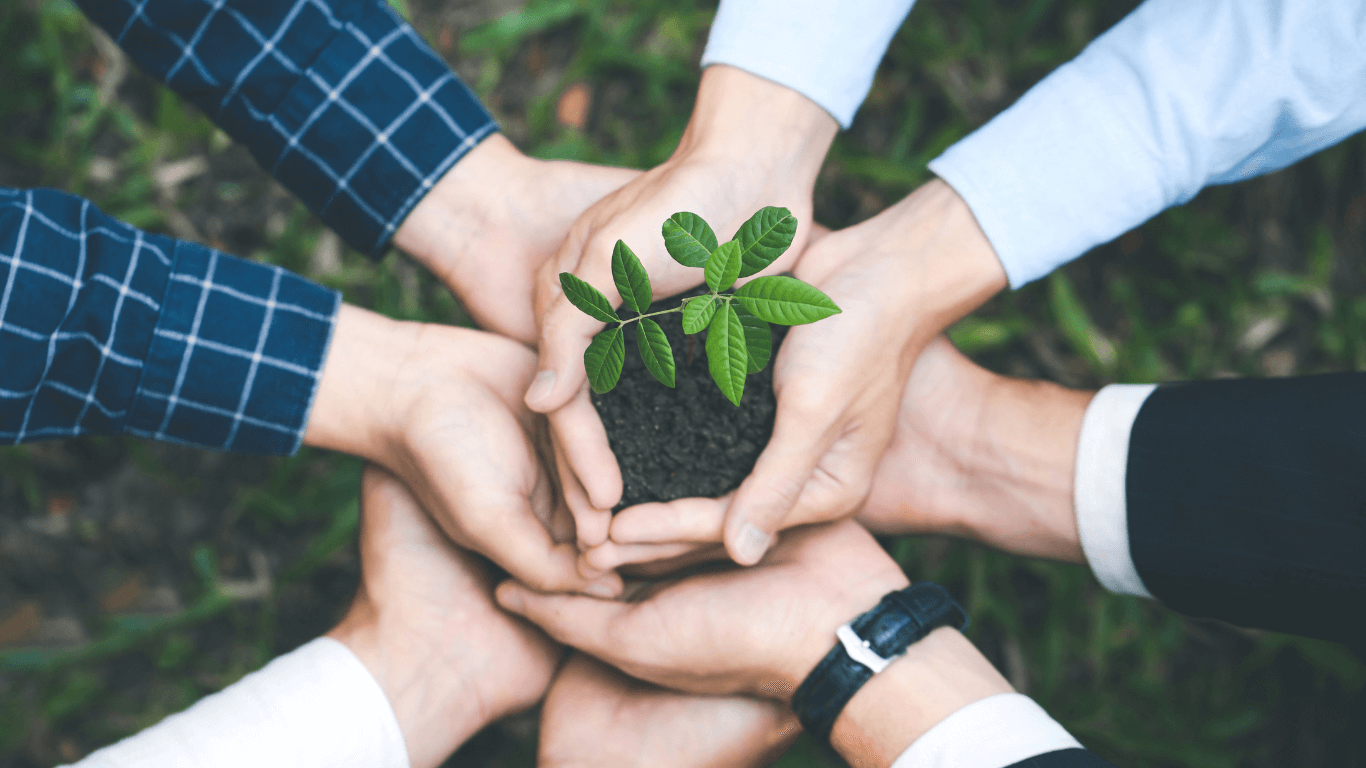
top-left (836, 622), bottom-right (899, 674)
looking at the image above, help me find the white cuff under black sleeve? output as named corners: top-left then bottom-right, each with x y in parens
top-left (67, 638), bottom-right (408, 768)
top-left (890, 693), bottom-right (1082, 768)
top-left (700, 0), bottom-right (917, 128)
top-left (1074, 383), bottom-right (1157, 598)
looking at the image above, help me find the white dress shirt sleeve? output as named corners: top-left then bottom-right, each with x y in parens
top-left (700, 0), bottom-right (917, 127)
top-left (929, 0), bottom-right (1366, 287)
top-left (1074, 383), bottom-right (1157, 598)
top-left (890, 693), bottom-right (1083, 768)
top-left (67, 637), bottom-right (409, 768)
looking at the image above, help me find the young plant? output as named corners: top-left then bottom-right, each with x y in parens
top-left (559, 207), bottom-right (841, 406)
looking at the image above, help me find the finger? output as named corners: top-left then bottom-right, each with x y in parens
top-left (550, 429), bottom-right (614, 557)
top-left (476, 493), bottom-right (622, 598)
top-left (723, 400), bottom-right (840, 565)
top-left (581, 540), bottom-right (708, 573)
top-left (617, 543), bottom-right (731, 579)
top-left (550, 389), bottom-right (623, 517)
top-left (496, 580), bottom-right (629, 659)
top-left (526, 240), bottom-right (620, 414)
top-left (609, 494), bottom-right (730, 544)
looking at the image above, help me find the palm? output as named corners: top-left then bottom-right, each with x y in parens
top-left (540, 653), bottom-right (797, 768)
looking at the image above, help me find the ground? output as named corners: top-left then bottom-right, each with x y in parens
top-left (1, 0), bottom-right (1364, 766)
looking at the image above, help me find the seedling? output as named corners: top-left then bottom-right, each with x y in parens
top-left (560, 207), bottom-right (841, 406)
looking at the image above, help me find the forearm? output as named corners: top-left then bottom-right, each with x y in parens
top-left (702, 0), bottom-right (917, 127)
top-left (1, 187), bottom-right (338, 455)
top-left (79, 0), bottom-right (498, 258)
top-left (66, 639), bottom-right (407, 768)
top-left (930, 0), bottom-right (1366, 287)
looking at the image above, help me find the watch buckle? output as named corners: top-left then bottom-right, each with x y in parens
top-left (836, 623), bottom-right (898, 674)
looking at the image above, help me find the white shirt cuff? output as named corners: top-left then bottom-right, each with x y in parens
top-left (69, 637), bottom-right (408, 768)
top-left (890, 693), bottom-right (1082, 768)
top-left (700, 0), bottom-right (916, 128)
top-left (1074, 383), bottom-right (1157, 598)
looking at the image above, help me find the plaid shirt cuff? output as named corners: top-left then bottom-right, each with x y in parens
top-left (83, 0), bottom-right (498, 258)
top-left (126, 242), bottom-right (340, 455)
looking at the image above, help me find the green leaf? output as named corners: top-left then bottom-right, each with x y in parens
top-left (705, 240), bottom-right (743, 292)
top-left (635, 318), bottom-right (675, 387)
top-left (662, 212), bottom-right (718, 268)
top-left (611, 240), bottom-right (652, 313)
top-left (681, 294), bottom-right (718, 334)
top-left (734, 304), bottom-right (771, 373)
top-left (733, 276), bottom-right (841, 325)
top-left (560, 272), bottom-right (620, 323)
top-left (584, 328), bottom-right (625, 394)
top-left (735, 206), bottom-right (798, 277)
top-left (705, 303), bottom-right (748, 406)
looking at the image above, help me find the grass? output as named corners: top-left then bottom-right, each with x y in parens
top-left (1, 0), bottom-right (1364, 765)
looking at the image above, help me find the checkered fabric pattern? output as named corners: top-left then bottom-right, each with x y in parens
top-left (78, 0), bottom-right (498, 258)
top-left (0, 187), bottom-right (340, 454)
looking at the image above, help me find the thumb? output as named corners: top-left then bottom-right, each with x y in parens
top-left (495, 581), bottom-right (626, 659)
top-left (723, 407), bottom-right (836, 565)
top-left (525, 251), bottom-right (620, 414)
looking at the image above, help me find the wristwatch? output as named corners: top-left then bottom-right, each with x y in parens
top-left (791, 582), bottom-right (969, 743)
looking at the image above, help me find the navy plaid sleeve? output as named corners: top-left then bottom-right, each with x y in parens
top-left (0, 187), bottom-right (340, 455)
top-left (77, 0), bottom-right (498, 258)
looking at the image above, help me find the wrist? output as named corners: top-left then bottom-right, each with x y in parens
top-left (302, 304), bottom-right (417, 465)
top-left (958, 377), bottom-right (1093, 563)
top-left (829, 627), bottom-right (1013, 767)
top-left (673, 64), bottom-right (837, 192)
top-left (328, 603), bottom-right (492, 768)
top-left (391, 134), bottom-right (527, 283)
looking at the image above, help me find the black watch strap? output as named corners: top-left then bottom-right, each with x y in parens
top-left (791, 582), bottom-right (969, 743)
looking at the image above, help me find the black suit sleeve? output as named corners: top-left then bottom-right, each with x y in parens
top-left (1125, 374), bottom-right (1366, 645)
top-left (1007, 748), bottom-right (1118, 767)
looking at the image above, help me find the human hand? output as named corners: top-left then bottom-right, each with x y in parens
top-left (499, 520), bottom-right (909, 701)
top-left (590, 335), bottom-right (1088, 571)
top-left (596, 180), bottom-right (1009, 567)
top-left (539, 652), bottom-right (798, 768)
top-left (522, 65), bottom-right (840, 549)
top-left (304, 304), bottom-right (623, 596)
top-left (393, 134), bottom-right (639, 344)
top-left (500, 520), bottom-right (1012, 766)
top-left (328, 466), bottom-right (562, 768)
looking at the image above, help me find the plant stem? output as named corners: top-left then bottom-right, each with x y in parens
top-left (617, 293), bottom-right (720, 326)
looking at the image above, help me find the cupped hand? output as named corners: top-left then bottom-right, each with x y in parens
top-left (522, 65), bottom-right (839, 550)
top-left (305, 304), bottom-right (622, 597)
top-left (393, 134), bottom-right (639, 344)
top-left (539, 652), bottom-right (798, 768)
top-left (497, 520), bottom-right (910, 702)
top-left (328, 466), bottom-right (562, 768)
top-left (592, 334), bottom-right (1088, 572)
top-left (591, 180), bottom-right (1008, 568)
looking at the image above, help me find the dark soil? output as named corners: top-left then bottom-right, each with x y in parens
top-left (592, 286), bottom-right (788, 510)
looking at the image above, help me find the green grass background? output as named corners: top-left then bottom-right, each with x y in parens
top-left (1, 0), bottom-right (1364, 765)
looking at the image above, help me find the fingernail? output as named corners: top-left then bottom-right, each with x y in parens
top-left (585, 579), bottom-right (617, 599)
top-left (734, 523), bottom-right (773, 565)
top-left (525, 370), bottom-right (556, 406)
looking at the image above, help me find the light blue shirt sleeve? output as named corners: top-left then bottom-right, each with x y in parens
top-left (929, 0), bottom-right (1366, 287)
top-left (701, 0), bottom-right (917, 128)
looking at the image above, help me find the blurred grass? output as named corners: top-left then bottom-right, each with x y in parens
top-left (1, 0), bottom-right (1364, 765)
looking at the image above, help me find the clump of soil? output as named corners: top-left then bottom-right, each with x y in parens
top-left (591, 286), bottom-right (787, 510)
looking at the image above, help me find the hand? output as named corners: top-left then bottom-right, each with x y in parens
top-left (328, 466), bottom-right (562, 768)
top-left (539, 652), bottom-right (799, 768)
top-left (305, 304), bottom-right (623, 596)
top-left (499, 520), bottom-right (1013, 767)
top-left (522, 65), bottom-right (840, 549)
top-left (499, 520), bottom-right (909, 701)
top-left (591, 180), bottom-right (1009, 567)
top-left (590, 335), bottom-right (1088, 571)
top-left (393, 134), bottom-right (639, 344)
top-left (858, 336), bottom-right (1091, 563)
